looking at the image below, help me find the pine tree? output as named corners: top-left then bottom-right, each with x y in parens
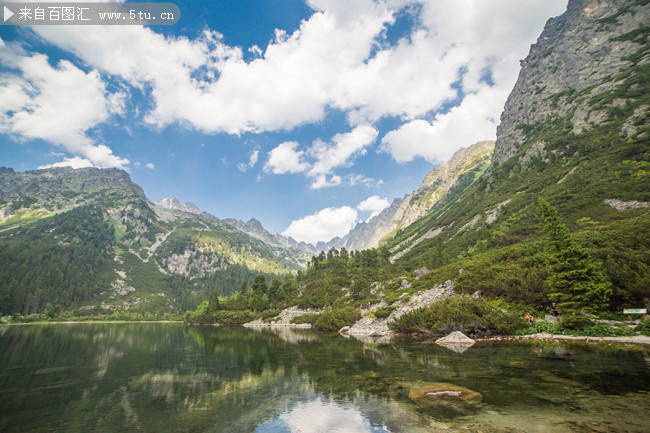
top-left (538, 197), bottom-right (612, 315)
top-left (208, 290), bottom-right (219, 315)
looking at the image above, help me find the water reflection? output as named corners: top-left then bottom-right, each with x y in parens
top-left (0, 324), bottom-right (648, 433)
top-left (256, 396), bottom-right (391, 433)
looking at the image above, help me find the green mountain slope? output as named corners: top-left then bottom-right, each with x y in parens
top-left (0, 167), bottom-right (308, 316)
top-left (384, 0), bottom-right (649, 309)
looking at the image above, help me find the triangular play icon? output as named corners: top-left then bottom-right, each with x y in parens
top-left (4, 6), bottom-right (14, 22)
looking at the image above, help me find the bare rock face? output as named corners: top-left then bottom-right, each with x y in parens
top-left (346, 280), bottom-right (456, 336)
top-left (493, 0), bottom-right (649, 165)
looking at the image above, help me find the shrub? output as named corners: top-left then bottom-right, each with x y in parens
top-left (558, 316), bottom-right (594, 331)
top-left (259, 310), bottom-right (281, 321)
top-left (374, 306), bottom-right (395, 318)
top-left (635, 319), bottom-right (650, 336)
top-left (515, 321), bottom-right (559, 335)
top-left (290, 313), bottom-right (320, 325)
top-left (579, 324), bottom-right (635, 337)
top-left (388, 295), bottom-right (527, 337)
top-left (314, 307), bottom-right (361, 332)
top-left (213, 310), bottom-right (256, 325)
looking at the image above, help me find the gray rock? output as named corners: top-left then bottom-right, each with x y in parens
top-left (493, 0), bottom-right (648, 165)
top-left (436, 331), bottom-right (475, 345)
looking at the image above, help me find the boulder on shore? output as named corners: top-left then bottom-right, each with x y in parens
top-left (436, 331), bottom-right (475, 345)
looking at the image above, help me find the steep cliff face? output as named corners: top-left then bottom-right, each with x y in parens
top-left (494, 0), bottom-right (649, 165)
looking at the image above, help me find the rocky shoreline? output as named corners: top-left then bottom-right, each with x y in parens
top-left (243, 305), bottom-right (321, 328)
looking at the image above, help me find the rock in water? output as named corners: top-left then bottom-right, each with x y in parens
top-left (436, 331), bottom-right (475, 345)
top-left (409, 383), bottom-right (482, 403)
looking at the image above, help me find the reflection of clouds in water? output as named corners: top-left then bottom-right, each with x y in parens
top-left (256, 397), bottom-right (390, 433)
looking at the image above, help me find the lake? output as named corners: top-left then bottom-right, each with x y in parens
top-left (0, 323), bottom-right (648, 432)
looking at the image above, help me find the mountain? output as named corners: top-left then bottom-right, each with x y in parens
top-left (381, 0), bottom-right (648, 308)
top-left (155, 196), bottom-right (202, 215)
top-left (0, 167), bottom-right (310, 316)
top-left (493, 0), bottom-right (649, 165)
top-left (222, 217), bottom-right (319, 255)
top-left (323, 140), bottom-right (494, 252)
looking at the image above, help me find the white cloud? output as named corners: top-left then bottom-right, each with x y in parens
top-left (0, 46), bottom-right (129, 169)
top-left (38, 156), bottom-right (93, 170)
top-left (307, 125), bottom-right (378, 178)
top-left (346, 174), bottom-right (382, 187)
top-left (283, 206), bottom-right (358, 244)
top-left (146, 162), bottom-right (155, 169)
top-left (357, 195), bottom-right (390, 219)
top-left (265, 141), bottom-right (309, 174)
top-left (310, 173), bottom-right (342, 189)
top-left (381, 86), bottom-right (502, 162)
top-left (27, 0), bottom-right (558, 134)
top-left (4, 0), bottom-right (566, 170)
top-left (265, 125), bottom-right (378, 188)
top-left (238, 149), bottom-right (260, 172)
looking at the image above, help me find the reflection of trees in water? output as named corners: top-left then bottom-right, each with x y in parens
top-left (1, 325), bottom-right (649, 432)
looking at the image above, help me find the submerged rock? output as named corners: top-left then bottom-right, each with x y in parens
top-left (409, 383), bottom-right (482, 404)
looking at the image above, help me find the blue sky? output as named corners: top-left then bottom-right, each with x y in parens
top-left (0, 0), bottom-right (567, 244)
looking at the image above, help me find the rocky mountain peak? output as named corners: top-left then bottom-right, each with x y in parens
top-left (155, 196), bottom-right (202, 214)
top-left (0, 166), bottom-right (146, 210)
top-left (325, 140), bottom-right (494, 252)
top-left (493, 0), bottom-right (648, 165)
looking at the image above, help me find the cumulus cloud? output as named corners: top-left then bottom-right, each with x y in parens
top-left (26, 0), bottom-right (565, 139)
top-left (380, 86), bottom-right (502, 162)
top-left (38, 156), bottom-right (93, 170)
top-left (3, 0), bottom-right (566, 173)
top-left (282, 195), bottom-right (390, 244)
top-left (146, 162), bottom-right (155, 169)
top-left (307, 125), bottom-right (378, 179)
top-left (357, 195), bottom-right (390, 219)
top-left (264, 141), bottom-right (309, 174)
top-left (282, 206), bottom-right (358, 244)
top-left (265, 125), bottom-right (377, 188)
top-left (0, 45), bottom-right (129, 168)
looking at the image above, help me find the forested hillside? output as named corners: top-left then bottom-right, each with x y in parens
top-left (0, 167), bottom-right (308, 317)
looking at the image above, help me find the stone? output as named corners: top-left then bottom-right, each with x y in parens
top-left (414, 267), bottom-right (430, 279)
top-left (545, 314), bottom-right (559, 324)
top-left (409, 383), bottom-right (482, 404)
top-left (436, 331), bottom-right (475, 345)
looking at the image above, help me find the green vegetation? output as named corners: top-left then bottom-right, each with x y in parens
top-left (388, 296), bottom-right (527, 337)
top-left (0, 205), bottom-right (115, 315)
top-left (538, 197), bottom-right (613, 315)
top-left (290, 313), bottom-right (320, 325)
top-left (636, 319), bottom-right (650, 336)
top-left (313, 307), bottom-right (362, 331)
top-left (516, 320), bottom-right (637, 337)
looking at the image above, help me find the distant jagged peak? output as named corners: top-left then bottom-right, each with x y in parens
top-left (155, 196), bottom-right (202, 215)
top-left (243, 218), bottom-right (265, 231)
